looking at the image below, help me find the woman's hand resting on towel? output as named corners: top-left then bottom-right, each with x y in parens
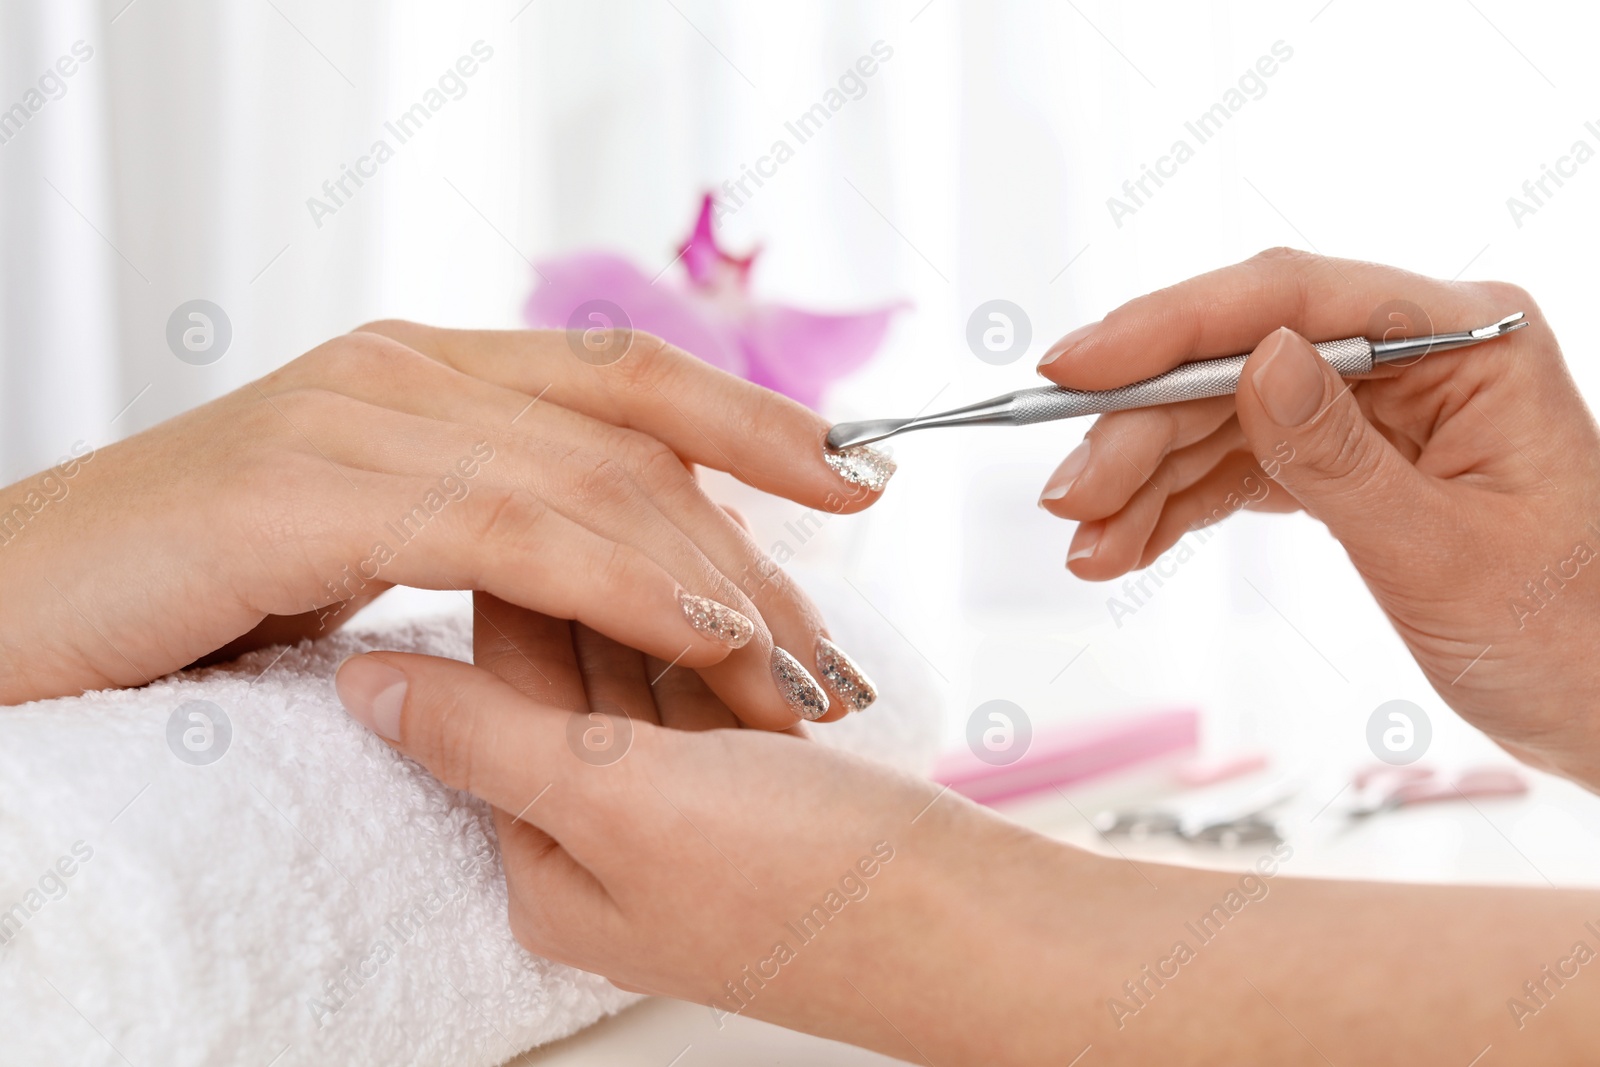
top-left (334, 594), bottom-right (1600, 1065)
top-left (0, 322), bottom-right (887, 725)
top-left (1037, 250), bottom-right (1600, 790)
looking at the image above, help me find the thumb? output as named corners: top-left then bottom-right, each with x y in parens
top-left (1236, 327), bottom-right (1436, 557)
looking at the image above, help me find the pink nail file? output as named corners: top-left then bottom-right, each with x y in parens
top-left (933, 707), bottom-right (1199, 806)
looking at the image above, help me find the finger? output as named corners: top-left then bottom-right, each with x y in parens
top-left (645, 652), bottom-right (741, 732)
top-left (351, 321), bottom-right (893, 511)
top-left (1062, 420), bottom-right (1252, 577)
top-left (304, 461), bottom-right (747, 675)
top-left (1139, 454), bottom-right (1299, 566)
top-left (572, 623), bottom-right (661, 727)
top-left (494, 807), bottom-right (618, 969)
top-left (1234, 327), bottom-right (1444, 578)
top-left (295, 352), bottom-right (846, 726)
top-left (1066, 475), bottom-right (1167, 579)
top-left (334, 651), bottom-right (594, 833)
top-left (472, 593), bottom-right (586, 708)
top-left (1037, 249), bottom-right (1512, 390)
top-left (1039, 395), bottom-right (1236, 519)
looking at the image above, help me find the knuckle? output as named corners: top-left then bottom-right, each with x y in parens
top-left (315, 331), bottom-right (425, 384)
top-left (468, 486), bottom-right (549, 548)
top-left (351, 317), bottom-right (418, 340)
top-left (421, 675), bottom-right (490, 793)
top-left (616, 430), bottom-right (692, 493)
top-left (609, 330), bottom-right (675, 392)
top-left (596, 539), bottom-right (645, 591)
top-left (1475, 279), bottom-right (1538, 316)
top-left (738, 557), bottom-right (799, 615)
top-left (1251, 245), bottom-right (1314, 266)
top-left (1306, 402), bottom-right (1381, 486)
top-left (271, 384), bottom-right (353, 425)
top-left (566, 453), bottom-right (639, 511)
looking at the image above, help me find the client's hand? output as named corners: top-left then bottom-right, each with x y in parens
top-left (0, 323), bottom-right (891, 724)
top-left (1037, 249), bottom-right (1600, 787)
top-left (333, 594), bottom-right (1081, 1066)
top-left (336, 594), bottom-right (1600, 1065)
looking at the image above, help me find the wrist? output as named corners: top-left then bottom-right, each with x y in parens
top-left (776, 798), bottom-right (1100, 1065)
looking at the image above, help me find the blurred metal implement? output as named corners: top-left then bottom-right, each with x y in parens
top-left (1345, 765), bottom-right (1527, 820)
top-left (1096, 784), bottom-right (1296, 850)
top-left (825, 312), bottom-right (1528, 450)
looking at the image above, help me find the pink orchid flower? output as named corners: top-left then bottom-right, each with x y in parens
top-left (523, 194), bottom-right (903, 410)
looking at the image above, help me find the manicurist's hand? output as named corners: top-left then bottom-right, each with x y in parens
top-left (0, 323), bottom-right (892, 724)
top-left (1037, 249), bottom-right (1600, 788)
top-left (335, 594), bottom-right (1600, 1066)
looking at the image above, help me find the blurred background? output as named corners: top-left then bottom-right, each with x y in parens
top-left (5, 0), bottom-right (1600, 870)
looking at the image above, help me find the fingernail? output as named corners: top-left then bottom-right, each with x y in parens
top-left (1038, 319), bottom-right (1102, 368)
top-left (1251, 328), bottom-right (1325, 427)
top-left (335, 655), bottom-right (407, 741)
top-left (771, 647), bottom-right (829, 721)
top-left (679, 591), bottom-right (755, 649)
top-left (1067, 520), bottom-right (1103, 564)
top-left (824, 444), bottom-right (896, 492)
top-left (1039, 440), bottom-right (1092, 504)
top-left (815, 636), bottom-right (878, 713)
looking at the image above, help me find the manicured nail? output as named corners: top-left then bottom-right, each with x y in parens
top-left (1039, 440), bottom-right (1092, 504)
top-left (815, 636), bottom-right (878, 712)
top-left (1251, 327), bottom-right (1325, 427)
top-left (771, 647), bottom-right (829, 721)
top-left (1067, 520), bottom-right (1104, 564)
top-left (1038, 319), bottom-right (1102, 368)
top-left (335, 655), bottom-right (407, 741)
top-left (824, 444), bottom-right (897, 492)
top-left (679, 591), bottom-right (755, 649)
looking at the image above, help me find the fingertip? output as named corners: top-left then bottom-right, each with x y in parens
top-left (1241, 327), bottom-right (1330, 429)
top-left (1038, 320), bottom-right (1102, 376)
top-left (334, 652), bottom-right (409, 742)
top-left (1038, 439), bottom-right (1092, 513)
top-left (1065, 519), bottom-right (1106, 577)
top-left (822, 443), bottom-right (897, 500)
top-left (676, 591), bottom-right (757, 659)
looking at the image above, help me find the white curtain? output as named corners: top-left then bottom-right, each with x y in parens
top-left (3, 0), bottom-right (1595, 756)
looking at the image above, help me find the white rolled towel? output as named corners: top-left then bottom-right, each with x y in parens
top-left (0, 579), bottom-right (942, 1067)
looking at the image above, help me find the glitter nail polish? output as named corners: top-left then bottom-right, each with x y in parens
top-left (679, 592), bottom-right (755, 649)
top-left (815, 636), bottom-right (878, 712)
top-left (771, 647), bottom-right (829, 721)
top-left (824, 444), bottom-right (896, 492)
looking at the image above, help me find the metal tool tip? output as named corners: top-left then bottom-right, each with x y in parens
top-left (825, 420), bottom-right (905, 450)
top-left (1474, 310), bottom-right (1527, 339)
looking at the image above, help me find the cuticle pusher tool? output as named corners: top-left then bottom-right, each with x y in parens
top-left (824, 312), bottom-right (1528, 451)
